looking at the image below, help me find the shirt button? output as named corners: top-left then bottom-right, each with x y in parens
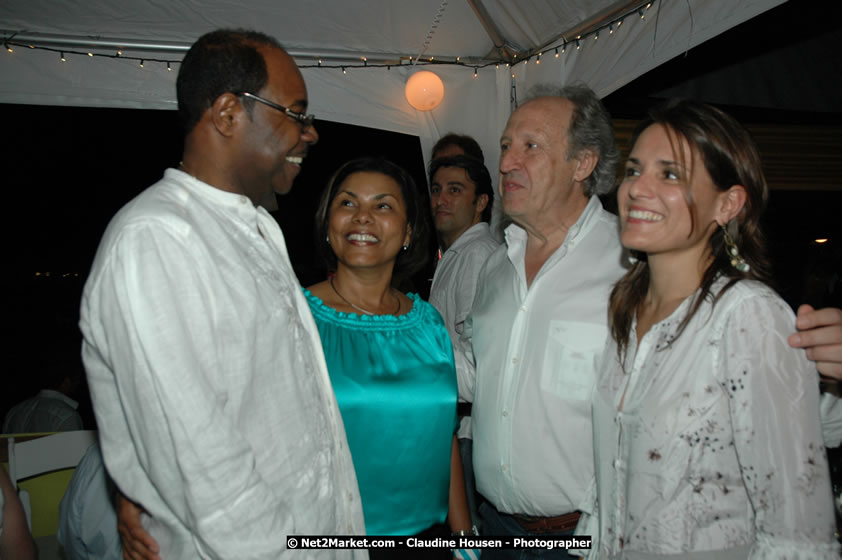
top-left (614, 459), bottom-right (622, 468)
top-left (520, 306), bottom-right (527, 312)
top-left (512, 357), bottom-right (519, 364)
top-left (502, 410), bottom-right (509, 417)
top-left (501, 465), bottom-right (508, 473)
top-left (239, 196), bottom-right (248, 204)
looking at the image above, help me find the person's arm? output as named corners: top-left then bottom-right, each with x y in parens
top-left (788, 304), bottom-right (842, 378)
top-left (447, 435), bottom-right (471, 534)
top-left (0, 467), bottom-right (37, 560)
top-left (723, 295), bottom-right (839, 558)
top-left (447, 435), bottom-right (479, 560)
top-left (84, 223), bottom-right (293, 559)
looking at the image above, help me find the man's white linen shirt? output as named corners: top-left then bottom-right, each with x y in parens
top-left (80, 169), bottom-right (365, 560)
top-left (470, 196), bottom-right (626, 516)
top-left (429, 222), bottom-right (499, 439)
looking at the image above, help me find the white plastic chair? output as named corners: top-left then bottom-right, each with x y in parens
top-left (4, 430), bottom-right (98, 533)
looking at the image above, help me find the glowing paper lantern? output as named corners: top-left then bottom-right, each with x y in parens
top-left (405, 70), bottom-right (444, 111)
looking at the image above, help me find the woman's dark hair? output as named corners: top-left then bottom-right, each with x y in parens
top-left (176, 29), bottom-right (283, 136)
top-left (610, 98), bottom-right (773, 361)
top-left (315, 157), bottom-right (431, 282)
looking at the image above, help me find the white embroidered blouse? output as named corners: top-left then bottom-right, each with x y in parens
top-left (577, 278), bottom-right (840, 559)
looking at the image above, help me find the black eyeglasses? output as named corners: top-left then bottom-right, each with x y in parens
top-left (236, 92), bottom-right (315, 132)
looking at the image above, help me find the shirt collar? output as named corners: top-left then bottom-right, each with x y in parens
top-left (445, 222), bottom-right (491, 254)
top-left (504, 195), bottom-right (605, 250)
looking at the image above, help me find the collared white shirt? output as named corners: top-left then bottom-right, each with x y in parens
top-left (3, 389), bottom-right (83, 433)
top-left (429, 222), bottom-right (499, 439)
top-left (470, 196), bottom-right (626, 516)
top-left (583, 278), bottom-right (839, 559)
top-left (81, 169), bottom-right (366, 560)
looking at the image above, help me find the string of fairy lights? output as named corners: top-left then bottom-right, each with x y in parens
top-left (3, 2), bottom-right (655, 78)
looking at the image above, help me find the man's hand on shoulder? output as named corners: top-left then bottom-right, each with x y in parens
top-left (788, 304), bottom-right (842, 379)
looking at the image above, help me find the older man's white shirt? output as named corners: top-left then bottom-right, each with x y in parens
top-left (469, 196), bottom-right (626, 516)
top-left (80, 169), bottom-right (365, 559)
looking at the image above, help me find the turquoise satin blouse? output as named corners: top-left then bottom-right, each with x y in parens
top-left (305, 290), bottom-right (458, 535)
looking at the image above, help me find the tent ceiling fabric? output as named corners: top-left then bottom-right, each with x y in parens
top-left (1, 0), bottom-right (785, 171)
top-left (0, 0), bottom-right (630, 62)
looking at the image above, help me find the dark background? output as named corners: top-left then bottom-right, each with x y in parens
top-left (2, 0), bottom-right (840, 424)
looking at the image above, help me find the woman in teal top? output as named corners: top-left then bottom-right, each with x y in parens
top-left (307, 157), bottom-right (471, 553)
top-left (304, 291), bottom-right (458, 536)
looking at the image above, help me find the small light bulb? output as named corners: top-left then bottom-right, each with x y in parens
top-left (87, 52), bottom-right (93, 57)
top-left (60, 51), bottom-right (66, 62)
top-left (167, 62), bottom-right (172, 71)
top-left (139, 59), bottom-right (144, 68)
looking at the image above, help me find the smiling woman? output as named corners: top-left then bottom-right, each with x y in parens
top-left (578, 99), bottom-right (840, 559)
top-left (305, 157), bottom-right (473, 556)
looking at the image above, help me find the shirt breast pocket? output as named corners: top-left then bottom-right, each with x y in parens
top-left (541, 321), bottom-right (607, 401)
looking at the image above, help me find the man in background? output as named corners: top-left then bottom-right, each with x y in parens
top-left (432, 133), bottom-right (485, 162)
top-left (428, 153), bottom-right (498, 532)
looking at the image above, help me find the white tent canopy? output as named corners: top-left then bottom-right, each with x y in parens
top-left (1, 0), bottom-right (784, 171)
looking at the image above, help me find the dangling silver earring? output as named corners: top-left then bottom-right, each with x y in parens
top-left (720, 223), bottom-right (749, 272)
top-left (326, 235), bottom-right (330, 245)
top-left (402, 244), bottom-right (409, 251)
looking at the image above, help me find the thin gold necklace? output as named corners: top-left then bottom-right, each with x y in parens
top-left (330, 277), bottom-right (401, 316)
